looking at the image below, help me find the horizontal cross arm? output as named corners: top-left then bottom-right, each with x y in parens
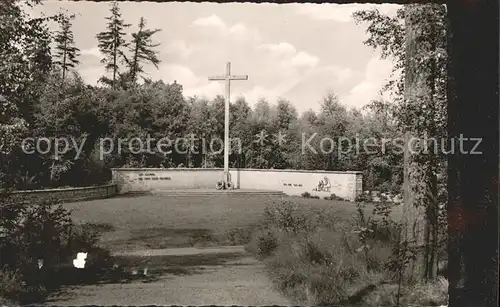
top-left (208, 75), bottom-right (249, 81)
top-left (227, 75), bottom-right (248, 80)
top-left (208, 76), bottom-right (226, 81)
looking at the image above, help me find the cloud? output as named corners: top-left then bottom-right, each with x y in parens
top-left (166, 38), bottom-right (324, 110)
top-left (291, 52), bottom-right (319, 68)
top-left (191, 16), bottom-right (261, 45)
top-left (321, 66), bottom-right (354, 82)
top-left (192, 14), bottom-right (226, 28)
top-left (242, 86), bottom-right (279, 105)
top-left (79, 66), bottom-right (104, 85)
top-left (240, 64), bottom-right (343, 110)
top-left (242, 82), bottom-right (305, 107)
top-left (229, 23), bottom-right (261, 42)
top-left (150, 63), bottom-right (225, 100)
top-left (229, 23), bottom-right (247, 34)
top-left (172, 36), bottom-right (321, 107)
top-left (274, 64), bottom-right (355, 113)
top-left (296, 3), bottom-right (401, 23)
top-left (341, 56), bottom-right (394, 108)
top-left (257, 42), bottom-right (319, 69)
top-left (153, 64), bottom-right (200, 87)
top-left (80, 46), bottom-right (102, 59)
top-left (163, 40), bottom-right (193, 60)
top-left (183, 82), bottom-right (223, 99)
top-left (258, 42), bottom-right (296, 56)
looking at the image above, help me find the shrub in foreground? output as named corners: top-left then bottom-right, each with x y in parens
top-left (247, 200), bottom-right (448, 306)
top-left (0, 195), bottom-right (111, 303)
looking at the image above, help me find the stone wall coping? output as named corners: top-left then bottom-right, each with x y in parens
top-left (111, 168), bottom-right (363, 175)
top-left (11, 183), bottom-right (116, 194)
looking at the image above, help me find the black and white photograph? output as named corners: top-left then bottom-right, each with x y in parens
top-left (0, 0), bottom-right (497, 306)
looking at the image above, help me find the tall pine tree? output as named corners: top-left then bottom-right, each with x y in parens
top-left (53, 14), bottom-right (80, 83)
top-left (96, 2), bottom-right (130, 89)
top-left (124, 17), bottom-right (161, 85)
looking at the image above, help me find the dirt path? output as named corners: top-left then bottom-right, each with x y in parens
top-left (41, 246), bottom-right (291, 306)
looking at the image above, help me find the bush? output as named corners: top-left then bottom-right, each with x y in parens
top-left (324, 194), bottom-right (346, 201)
top-left (360, 276), bottom-right (449, 307)
top-left (263, 201), bottom-right (317, 235)
top-left (246, 200), bottom-right (383, 305)
top-left (301, 192), bottom-right (311, 198)
top-left (0, 196), bottom-right (73, 271)
top-left (221, 227), bottom-right (254, 245)
top-left (0, 269), bottom-right (22, 300)
top-left (301, 192), bottom-right (320, 199)
top-left (303, 240), bottom-right (330, 265)
top-left (246, 226), bottom-right (280, 258)
top-left (0, 268), bottom-right (49, 303)
top-left (262, 229), bottom-right (378, 305)
top-left (356, 193), bottom-right (373, 202)
top-left (404, 276), bottom-right (448, 306)
top-left (257, 230), bottom-right (279, 257)
top-left (0, 195), bottom-right (111, 303)
top-left (246, 198), bottom-right (447, 306)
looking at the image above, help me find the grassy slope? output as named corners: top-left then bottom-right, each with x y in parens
top-left (63, 194), bottom-right (378, 251)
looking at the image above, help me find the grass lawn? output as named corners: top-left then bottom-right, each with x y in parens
top-left (62, 194), bottom-right (390, 252)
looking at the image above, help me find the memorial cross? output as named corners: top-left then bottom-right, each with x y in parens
top-left (208, 62), bottom-right (248, 188)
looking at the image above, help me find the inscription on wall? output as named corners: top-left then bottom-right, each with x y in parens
top-left (283, 183), bottom-right (303, 187)
top-left (137, 173), bottom-right (172, 181)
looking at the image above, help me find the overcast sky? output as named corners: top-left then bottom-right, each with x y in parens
top-left (29, 2), bottom-right (401, 113)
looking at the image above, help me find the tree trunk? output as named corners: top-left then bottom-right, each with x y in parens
top-left (447, 0), bottom-right (499, 306)
top-left (112, 37), bottom-right (117, 89)
top-left (62, 41), bottom-right (67, 83)
top-left (131, 39), bottom-right (140, 84)
top-left (425, 12), bottom-right (440, 280)
top-left (401, 4), bottom-right (434, 282)
top-left (402, 131), bottom-right (426, 282)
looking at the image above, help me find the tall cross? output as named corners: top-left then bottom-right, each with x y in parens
top-left (208, 62), bottom-right (248, 188)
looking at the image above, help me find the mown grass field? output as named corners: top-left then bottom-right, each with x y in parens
top-left (63, 194), bottom-right (396, 252)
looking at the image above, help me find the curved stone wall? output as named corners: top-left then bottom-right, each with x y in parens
top-left (11, 184), bottom-right (118, 203)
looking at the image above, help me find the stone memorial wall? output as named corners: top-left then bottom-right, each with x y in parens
top-left (112, 168), bottom-right (362, 201)
top-left (12, 184), bottom-right (118, 203)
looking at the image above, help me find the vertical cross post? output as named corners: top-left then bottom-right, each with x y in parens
top-left (208, 62), bottom-right (248, 188)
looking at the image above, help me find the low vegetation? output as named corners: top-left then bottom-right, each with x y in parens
top-left (0, 195), bottom-right (114, 304)
top-left (246, 200), bottom-right (448, 306)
